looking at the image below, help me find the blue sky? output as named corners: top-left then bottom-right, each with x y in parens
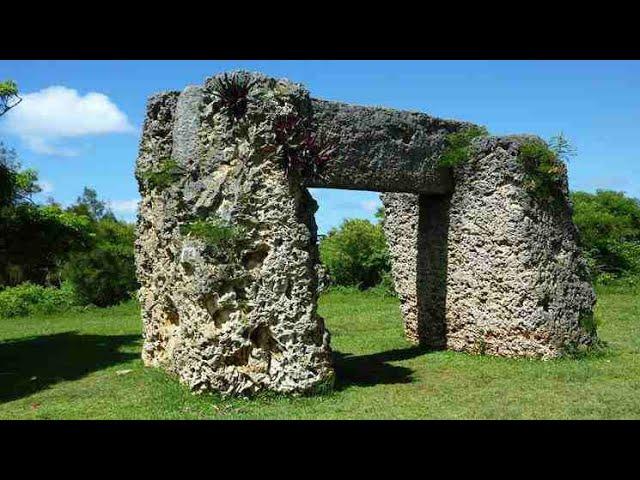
top-left (1, 60), bottom-right (638, 233)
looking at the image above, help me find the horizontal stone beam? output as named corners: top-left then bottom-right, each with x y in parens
top-left (304, 99), bottom-right (474, 194)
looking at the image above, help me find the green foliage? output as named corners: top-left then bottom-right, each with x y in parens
top-left (67, 187), bottom-right (114, 220)
top-left (367, 271), bottom-right (397, 297)
top-left (1, 145), bottom-right (93, 287)
top-left (571, 190), bottom-right (640, 280)
top-left (210, 72), bottom-right (257, 119)
top-left (1, 152), bottom-right (138, 304)
top-left (1, 142), bottom-right (41, 208)
top-left (181, 217), bottom-right (245, 255)
top-left (594, 273), bottom-right (640, 293)
top-left (1, 146), bottom-right (137, 306)
top-left (319, 218), bottom-right (390, 289)
top-left (578, 311), bottom-right (598, 337)
top-left (438, 125), bottom-right (489, 167)
top-left (0, 203), bottom-right (92, 287)
top-left (62, 218), bottom-right (138, 308)
top-left (0, 79), bottom-right (21, 117)
top-left (517, 139), bottom-right (567, 201)
top-left (0, 80), bottom-right (18, 97)
top-left (140, 158), bottom-right (184, 191)
top-left (548, 132), bottom-right (576, 163)
top-left (0, 282), bottom-right (77, 319)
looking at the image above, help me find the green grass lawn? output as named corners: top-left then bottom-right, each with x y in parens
top-left (1, 287), bottom-right (639, 419)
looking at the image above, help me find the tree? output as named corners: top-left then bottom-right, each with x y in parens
top-left (60, 186), bottom-right (137, 306)
top-left (319, 218), bottom-right (390, 289)
top-left (374, 205), bottom-right (385, 221)
top-left (0, 80), bottom-right (22, 117)
top-left (67, 186), bottom-right (115, 221)
top-left (548, 132), bottom-right (576, 164)
top-left (62, 217), bottom-right (138, 306)
top-left (0, 144), bottom-right (91, 287)
top-left (571, 190), bottom-right (640, 278)
top-left (0, 143), bottom-right (41, 207)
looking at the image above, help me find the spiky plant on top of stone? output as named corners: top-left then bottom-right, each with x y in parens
top-left (208, 72), bottom-right (257, 120)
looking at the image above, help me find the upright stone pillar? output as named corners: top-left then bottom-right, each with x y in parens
top-left (445, 136), bottom-right (596, 357)
top-left (382, 136), bottom-right (596, 358)
top-left (380, 193), bottom-right (423, 343)
top-left (381, 193), bottom-right (450, 348)
top-left (135, 73), bottom-right (333, 396)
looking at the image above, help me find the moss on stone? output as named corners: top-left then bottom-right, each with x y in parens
top-left (517, 139), bottom-right (567, 202)
top-left (180, 217), bottom-right (245, 255)
top-left (438, 125), bottom-right (489, 167)
top-left (140, 158), bottom-right (184, 190)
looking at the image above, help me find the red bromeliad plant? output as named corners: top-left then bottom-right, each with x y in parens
top-left (270, 113), bottom-right (336, 178)
top-left (210, 72), bottom-right (257, 120)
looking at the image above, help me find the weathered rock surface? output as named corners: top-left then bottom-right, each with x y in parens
top-left (381, 193), bottom-right (449, 347)
top-left (135, 73), bottom-right (333, 396)
top-left (382, 136), bottom-right (597, 358)
top-left (305, 99), bottom-right (469, 194)
top-left (136, 71), bottom-right (597, 398)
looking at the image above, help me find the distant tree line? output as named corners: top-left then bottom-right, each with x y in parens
top-left (0, 142), bottom-right (137, 312)
top-left (571, 190), bottom-right (640, 282)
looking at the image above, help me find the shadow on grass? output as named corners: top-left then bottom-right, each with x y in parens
top-left (333, 345), bottom-right (431, 391)
top-left (0, 331), bottom-right (139, 403)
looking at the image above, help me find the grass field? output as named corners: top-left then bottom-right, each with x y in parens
top-left (0, 286), bottom-right (638, 419)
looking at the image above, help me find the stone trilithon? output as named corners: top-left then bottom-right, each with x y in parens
top-left (135, 71), bottom-right (597, 396)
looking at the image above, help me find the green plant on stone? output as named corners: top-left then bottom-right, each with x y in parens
top-left (181, 217), bottom-right (245, 256)
top-left (438, 125), bottom-right (489, 167)
top-left (517, 139), bottom-right (567, 201)
top-left (140, 158), bottom-right (184, 191)
top-left (548, 132), bottom-right (576, 164)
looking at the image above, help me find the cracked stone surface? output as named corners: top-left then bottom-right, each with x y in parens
top-left (136, 71), bottom-right (597, 398)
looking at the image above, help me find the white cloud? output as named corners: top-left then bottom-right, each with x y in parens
top-left (1, 86), bottom-right (134, 156)
top-left (109, 199), bottom-right (139, 215)
top-left (360, 199), bottom-right (381, 213)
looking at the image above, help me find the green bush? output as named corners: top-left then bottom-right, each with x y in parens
top-left (367, 271), bottom-right (397, 297)
top-left (319, 218), bottom-right (390, 289)
top-left (1, 145), bottom-right (92, 288)
top-left (571, 190), bottom-right (640, 280)
top-left (63, 219), bottom-right (138, 307)
top-left (0, 282), bottom-right (77, 319)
